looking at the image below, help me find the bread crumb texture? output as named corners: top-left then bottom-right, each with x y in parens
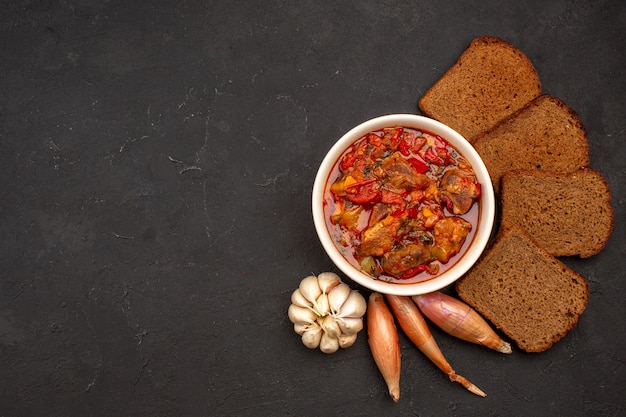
top-left (456, 227), bottom-right (589, 352)
top-left (473, 95), bottom-right (590, 191)
top-left (500, 168), bottom-right (614, 257)
top-left (419, 36), bottom-right (541, 140)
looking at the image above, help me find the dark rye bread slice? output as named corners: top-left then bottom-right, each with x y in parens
top-left (473, 95), bottom-right (590, 192)
top-left (456, 226), bottom-right (589, 353)
top-left (418, 36), bottom-right (542, 141)
top-left (500, 168), bottom-right (614, 258)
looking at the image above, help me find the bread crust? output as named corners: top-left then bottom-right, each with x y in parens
top-left (419, 37), bottom-right (613, 354)
top-left (500, 168), bottom-right (614, 257)
top-left (456, 226), bottom-right (590, 352)
top-left (419, 36), bottom-right (541, 140)
top-left (472, 94), bottom-right (590, 191)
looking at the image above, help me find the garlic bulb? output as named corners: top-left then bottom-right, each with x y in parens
top-left (288, 272), bottom-right (367, 354)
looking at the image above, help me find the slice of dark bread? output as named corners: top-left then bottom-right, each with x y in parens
top-left (500, 168), bottom-right (614, 258)
top-left (456, 226), bottom-right (589, 353)
top-left (473, 95), bottom-right (590, 192)
top-left (418, 36), bottom-right (542, 140)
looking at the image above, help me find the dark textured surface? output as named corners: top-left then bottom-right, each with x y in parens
top-left (1, 1), bottom-right (624, 416)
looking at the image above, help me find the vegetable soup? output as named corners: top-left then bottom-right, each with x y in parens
top-left (323, 127), bottom-right (481, 284)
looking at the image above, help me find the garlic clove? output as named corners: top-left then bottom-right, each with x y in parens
top-left (338, 332), bottom-right (358, 349)
top-left (328, 283), bottom-right (352, 314)
top-left (301, 325), bottom-right (323, 349)
top-left (291, 289), bottom-right (313, 309)
top-left (335, 290), bottom-right (367, 319)
top-left (317, 272), bottom-right (342, 294)
top-left (315, 293), bottom-right (330, 317)
top-left (337, 316), bottom-right (364, 335)
top-left (288, 304), bottom-right (318, 325)
top-left (293, 322), bottom-right (309, 335)
top-left (321, 315), bottom-right (342, 339)
top-left (299, 275), bottom-right (322, 304)
top-left (319, 332), bottom-right (340, 354)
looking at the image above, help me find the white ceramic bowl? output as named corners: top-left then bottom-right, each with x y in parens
top-left (312, 114), bottom-right (495, 296)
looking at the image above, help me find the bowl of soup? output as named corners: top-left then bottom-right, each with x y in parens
top-left (312, 114), bottom-right (495, 296)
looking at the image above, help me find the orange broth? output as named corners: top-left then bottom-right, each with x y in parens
top-left (323, 126), bottom-right (481, 284)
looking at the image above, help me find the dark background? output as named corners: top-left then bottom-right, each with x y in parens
top-left (1, 1), bottom-right (624, 416)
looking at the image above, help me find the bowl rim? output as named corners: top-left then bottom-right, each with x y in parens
top-left (312, 114), bottom-right (495, 296)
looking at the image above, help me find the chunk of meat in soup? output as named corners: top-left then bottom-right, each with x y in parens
top-left (439, 168), bottom-right (480, 215)
top-left (359, 216), bottom-right (401, 257)
top-left (381, 242), bottom-right (433, 277)
top-left (368, 203), bottom-right (392, 227)
top-left (430, 217), bottom-right (472, 263)
top-left (378, 152), bottom-right (431, 193)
